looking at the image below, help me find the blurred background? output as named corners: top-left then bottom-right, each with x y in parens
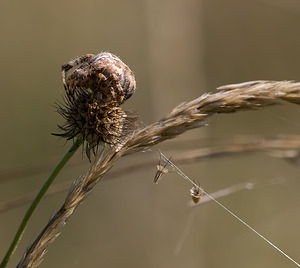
top-left (1, 0), bottom-right (300, 267)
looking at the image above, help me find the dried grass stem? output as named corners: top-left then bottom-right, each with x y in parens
top-left (17, 80), bottom-right (300, 267)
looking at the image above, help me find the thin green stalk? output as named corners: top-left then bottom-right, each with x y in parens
top-left (0, 139), bottom-right (82, 268)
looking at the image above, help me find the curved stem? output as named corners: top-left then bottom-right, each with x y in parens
top-left (0, 139), bottom-right (82, 268)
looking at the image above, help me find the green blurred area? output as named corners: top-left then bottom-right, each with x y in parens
top-left (1, 0), bottom-right (300, 267)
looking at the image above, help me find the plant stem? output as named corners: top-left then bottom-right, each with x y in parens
top-left (0, 139), bottom-right (82, 268)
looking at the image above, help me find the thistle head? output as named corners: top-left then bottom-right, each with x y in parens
top-left (54, 53), bottom-right (137, 159)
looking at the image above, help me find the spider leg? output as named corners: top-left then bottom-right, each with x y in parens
top-left (61, 54), bottom-right (95, 94)
top-left (106, 73), bottom-right (125, 104)
top-left (95, 71), bottom-right (118, 103)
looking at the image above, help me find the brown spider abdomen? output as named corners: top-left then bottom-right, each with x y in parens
top-left (63, 52), bottom-right (136, 105)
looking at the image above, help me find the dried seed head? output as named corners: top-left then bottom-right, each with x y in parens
top-left (190, 186), bottom-right (204, 204)
top-left (54, 52), bottom-right (138, 159)
top-left (154, 155), bottom-right (171, 184)
top-left (62, 52), bottom-right (136, 105)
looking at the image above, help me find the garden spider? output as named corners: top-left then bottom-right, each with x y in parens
top-left (61, 52), bottom-right (136, 105)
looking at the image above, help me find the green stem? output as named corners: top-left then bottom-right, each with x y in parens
top-left (0, 139), bottom-right (82, 268)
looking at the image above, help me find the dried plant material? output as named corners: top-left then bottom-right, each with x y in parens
top-left (3, 135), bottom-right (300, 214)
top-left (122, 81), bottom-right (300, 155)
top-left (158, 153), bottom-right (300, 267)
top-left (190, 186), bottom-right (204, 204)
top-left (0, 181), bottom-right (72, 214)
top-left (17, 80), bottom-right (300, 268)
top-left (187, 178), bottom-right (285, 207)
top-left (175, 178), bottom-right (285, 255)
top-left (54, 52), bottom-right (137, 159)
top-left (2, 134), bottom-right (300, 184)
top-left (154, 155), bottom-right (171, 184)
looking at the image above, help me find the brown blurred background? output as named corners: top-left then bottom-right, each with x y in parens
top-left (1, 0), bottom-right (300, 267)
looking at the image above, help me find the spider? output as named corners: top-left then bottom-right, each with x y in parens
top-left (61, 52), bottom-right (136, 105)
